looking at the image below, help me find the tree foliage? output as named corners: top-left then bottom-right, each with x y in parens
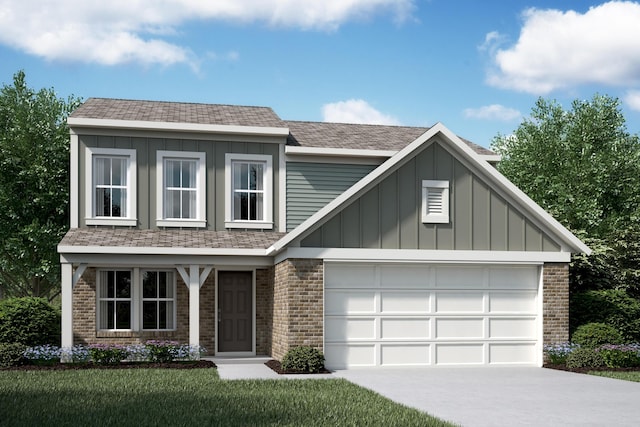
top-left (491, 95), bottom-right (640, 238)
top-left (0, 71), bottom-right (81, 300)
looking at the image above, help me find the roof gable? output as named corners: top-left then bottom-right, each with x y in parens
top-left (269, 123), bottom-right (590, 255)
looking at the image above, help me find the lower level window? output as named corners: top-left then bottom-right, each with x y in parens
top-left (98, 270), bottom-right (132, 330)
top-left (142, 271), bottom-right (175, 330)
top-left (97, 269), bottom-right (176, 331)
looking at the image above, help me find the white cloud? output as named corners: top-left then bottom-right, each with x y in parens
top-left (0, 0), bottom-right (414, 68)
top-left (463, 104), bottom-right (522, 121)
top-left (487, 1), bottom-right (640, 94)
top-left (625, 90), bottom-right (640, 111)
top-left (322, 99), bottom-right (402, 125)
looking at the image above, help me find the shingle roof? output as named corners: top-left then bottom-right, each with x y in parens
top-left (70, 98), bottom-right (495, 155)
top-left (59, 228), bottom-right (285, 251)
top-left (70, 98), bottom-right (286, 128)
top-left (285, 120), bottom-right (495, 155)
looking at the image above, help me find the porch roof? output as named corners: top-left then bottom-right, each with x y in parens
top-left (58, 228), bottom-right (286, 254)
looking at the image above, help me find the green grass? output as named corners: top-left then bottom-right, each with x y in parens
top-left (588, 371), bottom-right (640, 382)
top-left (0, 368), bottom-right (455, 426)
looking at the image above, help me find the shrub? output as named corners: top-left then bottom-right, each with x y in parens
top-left (596, 344), bottom-right (640, 368)
top-left (570, 289), bottom-right (640, 342)
top-left (0, 342), bottom-right (26, 367)
top-left (24, 344), bottom-right (61, 365)
top-left (571, 322), bottom-right (623, 348)
top-left (88, 344), bottom-right (128, 365)
top-left (145, 340), bottom-right (179, 363)
top-left (0, 297), bottom-right (61, 346)
top-left (281, 346), bottom-right (325, 373)
top-left (543, 342), bottom-right (579, 364)
top-left (565, 347), bottom-right (605, 369)
top-left (70, 345), bottom-right (90, 363)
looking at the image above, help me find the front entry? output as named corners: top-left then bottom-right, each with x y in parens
top-left (218, 271), bottom-right (253, 353)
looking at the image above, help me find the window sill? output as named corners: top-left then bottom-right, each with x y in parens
top-left (225, 221), bottom-right (273, 230)
top-left (156, 219), bottom-right (206, 228)
top-left (86, 218), bottom-right (138, 227)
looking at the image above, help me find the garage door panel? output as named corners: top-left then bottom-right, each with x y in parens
top-left (489, 343), bottom-right (537, 364)
top-left (325, 317), bottom-right (375, 340)
top-left (436, 318), bottom-right (484, 339)
top-left (380, 291), bottom-right (430, 313)
top-left (436, 292), bottom-right (483, 312)
top-left (380, 318), bottom-right (430, 339)
top-left (325, 264), bottom-right (375, 288)
top-left (489, 267), bottom-right (538, 289)
top-left (489, 318), bottom-right (536, 339)
top-left (325, 291), bottom-right (376, 314)
top-left (325, 344), bottom-right (375, 368)
top-left (434, 266), bottom-right (484, 288)
top-left (381, 344), bottom-right (430, 366)
top-left (489, 292), bottom-right (536, 313)
top-left (324, 263), bottom-right (539, 368)
top-left (436, 344), bottom-right (484, 365)
top-left (380, 265), bottom-right (431, 288)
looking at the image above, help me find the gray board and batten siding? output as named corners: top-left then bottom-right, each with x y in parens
top-left (78, 134), bottom-right (282, 231)
top-left (286, 162), bottom-right (377, 231)
top-left (300, 141), bottom-right (562, 252)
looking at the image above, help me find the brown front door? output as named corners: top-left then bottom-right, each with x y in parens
top-left (218, 271), bottom-right (253, 353)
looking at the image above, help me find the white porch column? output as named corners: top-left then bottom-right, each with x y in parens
top-left (61, 263), bottom-right (73, 362)
top-left (188, 264), bottom-right (200, 351)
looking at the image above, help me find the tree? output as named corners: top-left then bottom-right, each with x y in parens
top-left (491, 95), bottom-right (640, 238)
top-left (0, 71), bottom-right (81, 300)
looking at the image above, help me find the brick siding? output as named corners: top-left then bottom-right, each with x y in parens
top-left (271, 259), bottom-right (323, 361)
top-left (543, 263), bottom-right (569, 346)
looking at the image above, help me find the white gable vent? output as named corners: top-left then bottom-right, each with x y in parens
top-left (422, 180), bottom-right (449, 223)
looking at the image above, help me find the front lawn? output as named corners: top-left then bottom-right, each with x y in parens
top-left (0, 369), bottom-right (455, 426)
top-left (588, 371), bottom-right (640, 383)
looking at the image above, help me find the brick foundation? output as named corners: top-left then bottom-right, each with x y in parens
top-left (271, 259), bottom-right (323, 361)
top-left (543, 262), bottom-right (569, 346)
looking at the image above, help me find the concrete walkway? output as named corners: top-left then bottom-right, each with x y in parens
top-left (210, 359), bottom-right (640, 426)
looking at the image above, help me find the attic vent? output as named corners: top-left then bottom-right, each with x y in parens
top-left (422, 180), bottom-right (449, 223)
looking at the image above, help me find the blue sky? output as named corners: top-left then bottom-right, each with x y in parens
top-left (1, 0), bottom-right (640, 147)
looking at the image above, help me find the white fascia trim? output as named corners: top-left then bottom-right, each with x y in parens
top-left (70, 134), bottom-right (79, 228)
top-left (57, 245), bottom-right (268, 256)
top-left (285, 146), bottom-right (397, 158)
top-left (274, 248), bottom-right (571, 265)
top-left (59, 253), bottom-right (273, 267)
top-left (279, 143), bottom-right (286, 232)
top-left (480, 154), bottom-right (501, 163)
top-left (68, 117), bottom-right (290, 138)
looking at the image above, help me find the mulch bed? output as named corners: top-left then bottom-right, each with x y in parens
top-left (544, 363), bottom-right (640, 374)
top-left (1, 360), bottom-right (216, 371)
top-left (264, 359), bottom-right (331, 375)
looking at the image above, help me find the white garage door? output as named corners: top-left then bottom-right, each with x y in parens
top-left (324, 263), bottom-right (540, 369)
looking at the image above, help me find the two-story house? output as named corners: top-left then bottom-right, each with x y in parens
top-left (58, 98), bottom-right (589, 369)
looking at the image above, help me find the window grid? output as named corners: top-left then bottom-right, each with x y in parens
top-left (232, 161), bottom-right (265, 221)
top-left (164, 158), bottom-right (197, 219)
top-left (98, 270), bottom-right (132, 330)
top-left (142, 271), bottom-right (175, 331)
top-left (94, 156), bottom-right (128, 217)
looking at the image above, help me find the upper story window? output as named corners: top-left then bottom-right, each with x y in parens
top-left (85, 147), bottom-right (137, 226)
top-left (225, 153), bottom-right (273, 229)
top-left (156, 151), bottom-right (206, 228)
top-left (422, 180), bottom-right (450, 224)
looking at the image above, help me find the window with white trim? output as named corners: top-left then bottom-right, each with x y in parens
top-left (85, 147), bottom-right (137, 226)
top-left (142, 271), bottom-right (176, 330)
top-left (225, 153), bottom-right (273, 229)
top-left (98, 270), bottom-right (132, 330)
top-left (422, 180), bottom-right (450, 223)
top-left (156, 151), bottom-right (206, 227)
top-left (97, 270), bottom-right (176, 331)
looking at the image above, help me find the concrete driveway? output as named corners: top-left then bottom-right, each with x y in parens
top-left (334, 367), bottom-right (640, 427)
